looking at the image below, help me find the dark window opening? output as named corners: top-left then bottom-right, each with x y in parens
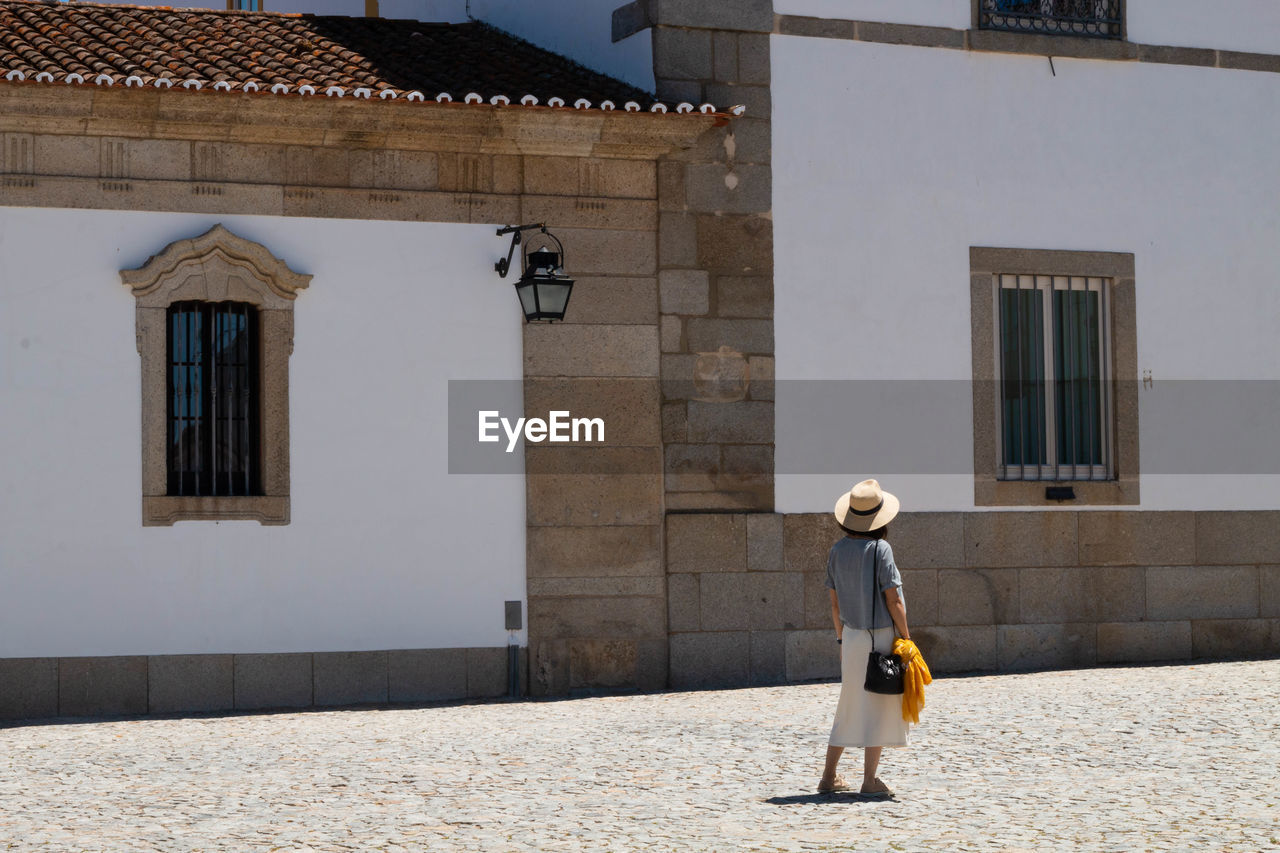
top-left (979, 0), bottom-right (1123, 40)
top-left (167, 301), bottom-right (260, 497)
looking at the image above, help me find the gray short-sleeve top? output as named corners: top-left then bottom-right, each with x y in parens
top-left (824, 537), bottom-right (904, 630)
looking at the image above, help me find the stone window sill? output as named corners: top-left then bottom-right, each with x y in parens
top-left (143, 496), bottom-right (290, 526)
top-left (975, 478), bottom-right (1139, 507)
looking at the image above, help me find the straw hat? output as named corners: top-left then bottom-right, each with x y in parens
top-left (833, 479), bottom-right (900, 532)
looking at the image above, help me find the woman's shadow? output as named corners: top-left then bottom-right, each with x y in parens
top-left (765, 792), bottom-right (894, 806)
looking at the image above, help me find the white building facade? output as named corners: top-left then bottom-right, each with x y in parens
top-left (1, 0), bottom-right (1277, 718)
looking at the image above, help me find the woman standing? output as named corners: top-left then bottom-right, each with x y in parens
top-left (817, 479), bottom-right (912, 797)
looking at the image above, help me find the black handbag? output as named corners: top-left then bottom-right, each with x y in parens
top-left (862, 540), bottom-right (905, 695)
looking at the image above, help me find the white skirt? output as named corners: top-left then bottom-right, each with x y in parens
top-left (828, 626), bottom-right (911, 748)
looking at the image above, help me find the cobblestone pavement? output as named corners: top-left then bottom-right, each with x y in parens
top-left (2, 659), bottom-right (1278, 852)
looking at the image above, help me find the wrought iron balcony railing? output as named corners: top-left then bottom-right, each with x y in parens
top-left (979, 0), bottom-right (1123, 40)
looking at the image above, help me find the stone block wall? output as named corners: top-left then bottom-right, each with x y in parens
top-left (641, 0), bottom-right (776, 512)
top-left (520, 157), bottom-right (668, 697)
top-left (667, 510), bottom-right (1280, 687)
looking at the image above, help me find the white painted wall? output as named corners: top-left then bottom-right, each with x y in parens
top-left (776, 0), bottom-right (1280, 56)
top-left (0, 207), bottom-right (526, 658)
top-left (1127, 0), bottom-right (1280, 56)
top-left (774, 0), bottom-right (971, 30)
top-left (472, 0), bottom-right (656, 94)
top-left (771, 35), bottom-right (1280, 513)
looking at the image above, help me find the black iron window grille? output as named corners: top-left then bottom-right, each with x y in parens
top-left (996, 275), bottom-right (1114, 482)
top-left (167, 301), bottom-right (260, 497)
top-left (979, 0), bottom-right (1123, 39)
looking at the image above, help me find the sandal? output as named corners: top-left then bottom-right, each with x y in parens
top-left (817, 775), bottom-right (852, 793)
top-left (859, 777), bottom-right (895, 798)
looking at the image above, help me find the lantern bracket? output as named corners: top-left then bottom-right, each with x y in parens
top-left (495, 223), bottom-right (548, 278)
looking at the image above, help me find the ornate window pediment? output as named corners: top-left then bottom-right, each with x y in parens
top-left (121, 225), bottom-right (311, 526)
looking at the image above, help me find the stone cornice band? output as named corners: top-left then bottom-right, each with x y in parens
top-left (774, 14), bottom-right (1280, 75)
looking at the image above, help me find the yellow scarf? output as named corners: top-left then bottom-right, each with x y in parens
top-left (892, 638), bottom-right (932, 724)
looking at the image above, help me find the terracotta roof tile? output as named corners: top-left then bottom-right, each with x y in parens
top-left (0, 0), bottom-right (745, 115)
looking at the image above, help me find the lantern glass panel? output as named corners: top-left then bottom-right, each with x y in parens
top-left (515, 281), bottom-right (539, 319)
top-left (534, 281), bottom-right (573, 318)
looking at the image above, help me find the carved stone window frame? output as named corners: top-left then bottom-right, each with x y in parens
top-left (970, 247), bottom-right (1139, 507)
top-left (120, 225), bottom-right (311, 526)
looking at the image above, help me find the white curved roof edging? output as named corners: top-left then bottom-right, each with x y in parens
top-left (182, 78), bottom-right (202, 90)
top-left (353, 87), bottom-right (372, 99)
top-left (464, 92), bottom-right (482, 104)
top-left (153, 77), bottom-right (173, 88)
top-left (730, 105), bottom-right (747, 116)
top-left (574, 98), bottom-right (591, 109)
top-left (95, 74), bottom-right (114, 86)
top-left (297, 84), bottom-right (316, 95)
top-left (404, 90), bottom-right (424, 101)
top-left (324, 86), bottom-right (344, 97)
top-left (434, 92), bottom-right (451, 102)
top-left (675, 102), bottom-right (694, 114)
top-left (600, 100), bottom-right (615, 111)
top-left (5, 69), bottom-right (24, 82)
top-left (125, 75), bottom-right (145, 87)
top-left (213, 80), bottom-right (232, 91)
top-left (699, 103), bottom-right (715, 114)
top-left (270, 82), bottom-right (289, 94)
top-left (649, 103), bottom-right (667, 113)
top-left (243, 81), bottom-right (260, 92)
top-left (490, 94), bottom-right (509, 105)
top-left (547, 96), bottom-right (565, 107)
top-left (65, 72), bottom-right (84, 84)
top-left (624, 101), bottom-right (640, 112)
top-left (35, 71), bottom-right (53, 82)
top-left (379, 89), bottom-right (397, 99)
top-left (521, 94), bottom-right (538, 105)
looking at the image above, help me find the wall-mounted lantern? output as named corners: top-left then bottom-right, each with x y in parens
top-left (495, 224), bottom-right (575, 323)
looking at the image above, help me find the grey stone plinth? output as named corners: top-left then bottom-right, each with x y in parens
top-left (1078, 511), bottom-right (1195, 566)
top-left (389, 649), bottom-right (467, 703)
top-left (58, 656), bottom-right (148, 717)
top-left (669, 632), bottom-right (749, 689)
top-left (314, 651), bottom-right (389, 707)
top-left (1263, 566), bottom-right (1280, 618)
top-left (699, 571), bottom-right (803, 632)
top-left (1195, 511), bottom-right (1280, 565)
top-left (937, 568), bottom-right (1019, 626)
top-left (889, 512), bottom-right (966, 569)
top-left (467, 647), bottom-right (510, 699)
top-left (1097, 622), bottom-right (1193, 664)
top-left (900, 569), bottom-right (939, 627)
top-left (1019, 566), bottom-right (1145, 624)
top-left (1190, 619), bottom-right (1274, 659)
top-left (233, 653), bottom-right (313, 710)
top-left (964, 512), bottom-right (1078, 568)
top-left (749, 630), bottom-right (786, 685)
top-left (784, 629), bottom-right (839, 682)
top-left (911, 626), bottom-right (997, 674)
top-left (997, 624), bottom-right (1097, 671)
top-left (0, 658), bottom-right (58, 720)
top-left (1147, 566), bottom-right (1259, 621)
top-left (148, 655), bottom-right (233, 714)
